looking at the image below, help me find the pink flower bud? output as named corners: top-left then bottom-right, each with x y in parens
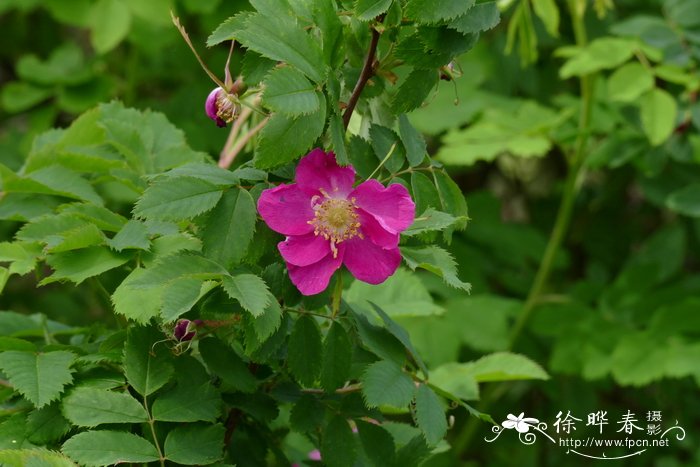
top-left (205, 87), bottom-right (238, 127)
top-left (173, 319), bottom-right (199, 342)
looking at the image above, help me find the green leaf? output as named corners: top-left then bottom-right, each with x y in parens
top-left (369, 124), bottom-right (406, 174)
top-left (134, 177), bottom-right (223, 221)
top-left (221, 273), bottom-right (272, 316)
top-left (350, 310), bottom-right (407, 365)
top-left (0, 82), bottom-right (52, 113)
top-left (429, 362), bottom-right (479, 400)
top-left (532, 0), bottom-right (559, 37)
top-left (151, 358), bottom-right (222, 423)
top-left (433, 170), bottom-right (468, 232)
top-left (25, 403), bottom-right (71, 444)
top-left (460, 352), bottom-right (549, 382)
top-left (361, 360), bottom-right (415, 408)
top-left (403, 208), bottom-right (461, 236)
top-left (22, 165), bottom-right (103, 205)
top-left (640, 88), bottom-right (677, 146)
top-left (254, 95), bottom-right (326, 168)
top-left (164, 424), bottom-right (225, 465)
top-left (288, 315), bottom-right (323, 387)
top-left (401, 245), bottom-right (471, 291)
top-left (367, 303), bottom-right (429, 377)
top-left (0, 241), bottom-right (41, 276)
top-left (0, 350), bottom-right (75, 408)
top-left (321, 416), bottom-right (357, 467)
top-left (62, 387), bottom-right (148, 427)
top-left (199, 338), bottom-right (257, 392)
top-left (320, 322), bottom-right (352, 392)
top-left (108, 220), bottom-right (150, 252)
top-left (161, 278), bottom-right (216, 322)
top-left (607, 62), bottom-right (654, 102)
top-left (62, 431), bottom-right (159, 466)
top-left (202, 188), bottom-right (256, 269)
top-left (355, 0), bottom-right (392, 21)
top-left (207, 13), bottom-right (248, 47)
top-left (559, 38), bottom-right (637, 78)
top-left (329, 113), bottom-right (349, 165)
top-left (405, 0), bottom-right (475, 23)
top-left (667, 183), bottom-right (700, 217)
top-left (290, 394), bottom-right (324, 432)
top-left (449, 2), bottom-right (500, 34)
top-left (232, 13), bottom-right (327, 83)
top-left (42, 246), bottom-right (129, 285)
top-left (398, 115), bottom-right (427, 167)
top-left (346, 268), bottom-right (442, 317)
top-left (123, 326), bottom-right (174, 396)
top-left (391, 69), bottom-right (438, 114)
top-left (45, 223), bottom-right (105, 254)
top-left (111, 268), bottom-right (164, 323)
top-left (156, 162), bottom-right (240, 186)
top-left (263, 66), bottom-right (320, 115)
top-left (88, 0), bottom-right (131, 54)
top-left (356, 420), bottom-right (396, 466)
top-left (0, 449), bottom-right (76, 467)
top-left (414, 384), bottom-right (447, 446)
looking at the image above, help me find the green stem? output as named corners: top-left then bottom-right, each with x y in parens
top-left (331, 274), bottom-right (343, 319)
top-left (143, 396), bottom-right (165, 467)
top-left (452, 1), bottom-right (595, 457)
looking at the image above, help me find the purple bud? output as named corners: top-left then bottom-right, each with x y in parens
top-left (173, 319), bottom-right (198, 342)
top-left (205, 87), bottom-right (238, 127)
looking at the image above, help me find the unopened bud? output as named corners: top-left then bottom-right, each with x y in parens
top-left (173, 319), bottom-right (200, 342)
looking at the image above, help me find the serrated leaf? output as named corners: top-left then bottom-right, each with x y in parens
top-left (131, 253), bottom-right (227, 288)
top-left (392, 69), bottom-right (438, 114)
top-left (0, 241), bottom-right (41, 276)
top-left (123, 326), bottom-right (174, 396)
top-left (207, 13), bottom-right (249, 47)
top-left (641, 88), bottom-right (677, 146)
top-left (355, 0), bottom-right (392, 21)
top-left (221, 274), bottom-right (272, 316)
top-left (369, 124), bottom-right (406, 174)
top-left (111, 268), bottom-right (164, 323)
top-left (0, 351), bottom-right (75, 408)
top-left (433, 170), bottom-right (468, 233)
top-left (250, 298), bottom-right (283, 341)
top-left (62, 431), bottom-right (159, 466)
top-left (0, 448), bottom-right (76, 467)
top-left (108, 220), bottom-right (150, 251)
top-left (405, 0), bottom-right (475, 23)
top-left (25, 403), bottom-right (71, 445)
top-left (201, 188), bottom-right (256, 269)
top-left (42, 246), bottom-right (129, 285)
top-left (449, 2), bottom-right (500, 34)
top-left (233, 13), bottom-right (327, 83)
top-left (361, 360), bottom-right (415, 408)
top-left (45, 223), bottom-right (105, 253)
top-left (320, 322), bottom-right (352, 392)
top-left (402, 245), bottom-right (471, 291)
top-left (328, 113), bottom-right (349, 165)
top-left (62, 387), bottom-right (148, 427)
top-left (288, 315), bottom-right (323, 387)
top-left (403, 208), bottom-right (461, 236)
top-left (321, 416), bottom-right (357, 467)
top-left (164, 424), bottom-right (225, 465)
top-left (152, 358), bottom-right (221, 423)
top-left (199, 338), bottom-right (257, 393)
top-left (559, 38), bottom-right (637, 78)
top-left (356, 420), bottom-right (396, 466)
top-left (290, 394), bottom-right (325, 432)
top-left (414, 384), bottom-right (447, 446)
top-left (263, 66), bottom-right (320, 115)
top-left (398, 115), bottom-right (427, 167)
top-left (429, 363), bottom-right (479, 401)
top-left (161, 277), bottom-right (216, 322)
top-left (155, 162), bottom-right (240, 186)
top-left (25, 165), bottom-right (103, 205)
top-left (254, 95), bottom-right (326, 168)
top-left (134, 176), bottom-right (223, 221)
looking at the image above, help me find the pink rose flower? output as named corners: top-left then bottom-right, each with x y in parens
top-left (205, 87), bottom-right (237, 127)
top-left (257, 149), bottom-right (415, 295)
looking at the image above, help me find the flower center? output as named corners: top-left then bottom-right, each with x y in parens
top-left (216, 92), bottom-right (238, 123)
top-left (309, 191), bottom-right (362, 258)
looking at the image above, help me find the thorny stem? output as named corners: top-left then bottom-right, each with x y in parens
top-left (219, 116), bottom-right (270, 169)
top-left (285, 308), bottom-right (337, 321)
top-left (342, 18), bottom-right (383, 129)
top-left (453, 1), bottom-right (595, 457)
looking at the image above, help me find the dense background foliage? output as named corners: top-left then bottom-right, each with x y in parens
top-left (1, 0), bottom-right (699, 465)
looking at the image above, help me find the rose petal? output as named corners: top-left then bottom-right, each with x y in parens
top-left (287, 247), bottom-right (344, 295)
top-left (358, 209), bottom-right (399, 249)
top-left (342, 237), bottom-right (401, 284)
top-left (350, 180), bottom-right (415, 234)
top-left (258, 184), bottom-right (314, 235)
top-left (278, 233), bottom-right (330, 267)
top-left (295, 148), bottom-right (356, 197)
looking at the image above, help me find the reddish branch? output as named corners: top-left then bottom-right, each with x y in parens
top-left (342, 21), bottom-right (382, 129)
